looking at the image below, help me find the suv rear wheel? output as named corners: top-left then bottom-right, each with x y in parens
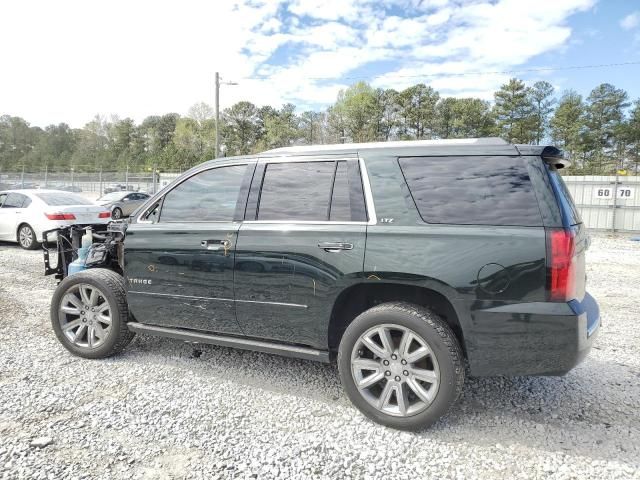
top-left (338, 302), bottom-right (465, 430)
top-left (51, 269), bottom-right (135, 359)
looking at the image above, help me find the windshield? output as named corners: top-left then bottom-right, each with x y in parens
top-left (36, 193), bottom-right (93, 206)
top-left (98, 192), bottom-right (126, 201)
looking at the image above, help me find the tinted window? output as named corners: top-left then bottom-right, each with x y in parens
top-left (398, 156), bottom-right (543, 226)
top-left (0, 194), bottom-right (6, 207)
top-left (36, 193), bottom-right (92, 206)
top-left (258, 162), bottom-right (335, 221)
top-left (3, 193), bottom-right (28, 208)
top-left (330, 162), bottom-right (351, 221)
top-left (160, 165), bottom-right (246, 222)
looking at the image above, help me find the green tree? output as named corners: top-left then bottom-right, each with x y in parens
top-left (299, 111), bottom-right (323, 144)
top-left (493, 78), bottom-right (535, 143)
top-left (550, 90), bottom-right (585, 167)
top-left (623, 100), bottom-right (640, 174)
top-left (398, 84), bottom-right (440, 139)
top-left (222, 101), bottom-right (260, 156)
top-left (451, 98), bottom-right (496, 138)
top-left (582, 83), bottom-right (630, 173)
top-left (436, 97), bottom-right (457, 139)
top-left (261, 103), bottom-right (300, 149)
top-left (529, 81), bottom-right (555, 144)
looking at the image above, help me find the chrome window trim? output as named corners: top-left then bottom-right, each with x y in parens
top-left (359, 156), bottom-right (377, 226)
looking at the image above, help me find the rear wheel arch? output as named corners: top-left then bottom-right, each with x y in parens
top-left (328, 282), bottom-right (466, 358)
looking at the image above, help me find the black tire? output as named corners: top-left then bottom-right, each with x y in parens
top-left (51, 268), bottom-right (135, 359)
top-left (337, 302), bottom-right (465, 431)
top-left (17, 223), bottom-right (40, 250)
top-left (111, 207), bottom-right (123, 220)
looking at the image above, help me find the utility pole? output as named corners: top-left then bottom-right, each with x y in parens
top-left (215, 72), bottom-right (220, 159)
top-left (214, 72), bottom-right (238, 159)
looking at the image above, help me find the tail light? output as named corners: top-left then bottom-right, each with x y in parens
top-left (45, 213), bottom-right (76, 220)
top-left (546, 228), bottom-right (576, 301)
top-left (98, 211), bottom-right (111, 218)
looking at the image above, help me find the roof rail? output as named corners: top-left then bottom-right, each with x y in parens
top-left (264, 137), bottom-right (509, 154)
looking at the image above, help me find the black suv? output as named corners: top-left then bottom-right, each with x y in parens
top-left (45, 138), bottom-right (600, 430)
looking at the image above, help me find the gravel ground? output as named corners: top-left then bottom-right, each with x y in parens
top-left (0, 235), bottom-right (639, 480)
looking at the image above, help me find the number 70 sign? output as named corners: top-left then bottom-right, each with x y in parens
top-left (594, 187), bottom-right (635, 199)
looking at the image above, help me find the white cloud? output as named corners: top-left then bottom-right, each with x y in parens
top-left (0, 0), bottom-right (596, 127)
top-left (620, 11), bottom-right (640, 30)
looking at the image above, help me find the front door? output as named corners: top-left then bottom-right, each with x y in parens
top-left (125, 163), bottom-right (252, 334)
top-left (234, 158), bottom-right (369, 349)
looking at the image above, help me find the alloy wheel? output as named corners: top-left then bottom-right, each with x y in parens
top-left (19, 226), bottom-right (33, 248)
top-left (351, 324), bottom-right (440, 417)
top-left (112, 208), bottom-right (122, 219)
top-left (58, 283), bottom-right (112, 349)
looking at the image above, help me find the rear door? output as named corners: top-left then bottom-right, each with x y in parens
top-left (234, 157), bottom-right (368, 349)
top-left (125, 162), bottom-right (254, 334)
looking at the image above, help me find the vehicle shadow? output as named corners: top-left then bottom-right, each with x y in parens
top-left (121, 334), bottom-right (639, 467)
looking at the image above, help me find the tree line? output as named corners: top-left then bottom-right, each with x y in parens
top-left (1, 78), bottom-right (639, 175)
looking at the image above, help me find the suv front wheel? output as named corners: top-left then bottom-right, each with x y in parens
top-left (338, 302), bottom-right (465, 430)
top-left (51, 269), bottom-right (135, 359)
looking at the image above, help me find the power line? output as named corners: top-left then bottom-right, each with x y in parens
top-left (240, 60), bottom-right (640, 82)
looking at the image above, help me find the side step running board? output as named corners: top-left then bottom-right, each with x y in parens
top-left (127, 322), bottom-right (330, 363)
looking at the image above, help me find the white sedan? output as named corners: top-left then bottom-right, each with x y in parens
top-left (0, 190), bottom-right (111, 250)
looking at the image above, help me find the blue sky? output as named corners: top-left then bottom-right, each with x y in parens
top-left (1, 0), bottom-right (639, 127)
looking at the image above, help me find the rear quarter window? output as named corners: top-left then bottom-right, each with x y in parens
top-left (398, 156), bottom-right (543, 227)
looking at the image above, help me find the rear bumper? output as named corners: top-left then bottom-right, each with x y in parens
top-left (464, 292), bottom-right (600, 376)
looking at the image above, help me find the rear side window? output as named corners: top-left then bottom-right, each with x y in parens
top-left (258, 162), bottom-right (335, 221)
top-left (2, 193), bottom-right (29, 208)
top-left (398, 156), bottom-right (543, 226)
top-left (160, 165), bottom-right (247, 222)
top-left (256, 160), bottom-right (366, 222)
top-left (36, 193), bottom-right (92, 206)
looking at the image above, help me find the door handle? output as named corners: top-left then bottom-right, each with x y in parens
top-left (201, 239), bottom-right (231, 251)
top-left (318, 242), bottom-right (353, 252)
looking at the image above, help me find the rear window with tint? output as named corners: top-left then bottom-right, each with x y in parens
top-left (36, 193), bottom-right (93, 206)
top-left (398, 156), bottom-right (543, 226)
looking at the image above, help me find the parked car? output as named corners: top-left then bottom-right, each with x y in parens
top-left (96, 191), bottom-right (150, 219)
top-left (45, 138), bottom-right (599, 430)
top-left (0, 189), bottom-right (111, 249)
top-left (103, 184), bottom-right (137, 194)
top-left (59, 185), bottom-right (83, 193)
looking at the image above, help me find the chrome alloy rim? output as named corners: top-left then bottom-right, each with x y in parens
top-left (19, 226), bottom-right (33, 248)
top-left (59, 283), bottom-right (112, 348)
top-left (351, 324), bottom-right (440, 417)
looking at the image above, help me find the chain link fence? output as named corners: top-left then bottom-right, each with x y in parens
top-left (1, 167), bottom-right (639, 232)
top-left (0, 168), bottom-right (184, 201)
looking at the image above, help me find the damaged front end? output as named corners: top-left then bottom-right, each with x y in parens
top-left (43, 222), bottom-right (127, 282)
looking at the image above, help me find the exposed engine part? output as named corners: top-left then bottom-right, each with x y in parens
top-left (43, 222), bottom-right (127, 282)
